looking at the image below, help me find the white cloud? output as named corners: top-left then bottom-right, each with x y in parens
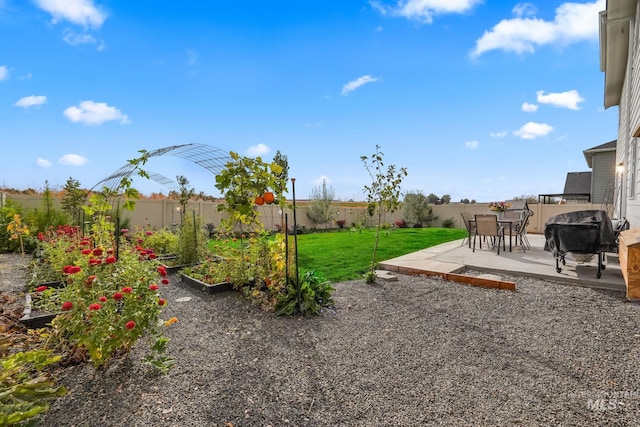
top-left (536, 89), bottom-right (584, 110)
top-left (19, 72), bottom-right (32, 80)
top-left (471, 0), bottom-right (604, 57)
top-left (313, 175), bottom-right (332, 185)
top-left (15, 95), bottom-right (47, 108)
top-left (63, 100), bottom-right (130, 125)
top-left (35, 0), bottom-right (107, 28)
top-left (490, 130), bottom-right (508, 138)
top-left (36, 158), bottom-right (52, 168)
top-left (341, 75), bottom-right (380, 95)
top-left (0, 65), bottom-right (8, 81)
top-left (246, 143), bottom-right (270, 157)
top-left (465, 140), bottom-right (479, 149)
top-left (371, 0), bottom-right (482, 24)
top-left (513, 121), bottom-right (554, 139)
top-left (59, 154), bottom-right (89, 166)
top-left (62, 28), bottom-right (96, 46)
top-left (521, 102), bottom-right (538, 112)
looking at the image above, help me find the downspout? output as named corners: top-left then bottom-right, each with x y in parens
top-left (622, 15), bottom-right (635, 220)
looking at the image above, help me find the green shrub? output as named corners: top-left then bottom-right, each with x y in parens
top-left (275, 270), bottom-right (334, 316)
top-left (145, 228), bottom-right (179, 255)
top-left (441, 217), bottom-right (455, 228)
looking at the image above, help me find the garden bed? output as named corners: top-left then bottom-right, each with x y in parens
top-left (180, 273), bottom-right (234, 294)
top-left (20, 293), bottom-right (61, 328)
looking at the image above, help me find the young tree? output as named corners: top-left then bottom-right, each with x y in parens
top-left (61, 177), bottom-right (85, 225)
top-left (440, 194), bottom-right (451, 204)
top-left (403, 191), bottom-right (436, 227)
top-left (176, 175), bottom-right (195, 220)
top-left (361, 145), bottom-right (408, 283)
top-left (307, 179), bottom-right (337, 227)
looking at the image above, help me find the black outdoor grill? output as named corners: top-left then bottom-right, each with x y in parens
top-left (543, 210), bottom-right (617, 279)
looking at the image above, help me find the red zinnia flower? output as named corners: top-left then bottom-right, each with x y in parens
top-left (149, 284), bottom-right (159, 291)
top-left (89, 258), bottom-right (102, 266)
top-left (157, 266), bottom-right (167, 277)
top-left (69, 266), bottom-right (82, 274)
top-left (63, 265), bottom-right (72, 274)
top-left (148, 253), bottom-right (157, 259)
top-left (80, 240), bottom-right (90, 246)
top-left (158, 299), bottom-right (166, 306)
top-left (145, 231), bottom-right (153, 236)
top-left (62, 301), bottom-right (73, 311)
top-left (37, 232), bottom-right (45, 241)
top-left (137, 238), bottom-right (144, 244)
top-left (89, 303), bottom-right (101, 311)
top-left (125, 320), bottom-right (136, 330)
top-left (113, 292), bottom-right (123, 301)
top-left (105, 256), bottom-right (116, 264)
top-left (35, 285), bottom-right (48, 292)
top-left (92, 248), bottom-right (103, 256)
top-left (122, 286), bottom-right (133, 294)
top-left (81, 249), bottom-right (91, 255)
top-left (99, 296), bottom-right (107, 302)
top-left (120, 228), bottom-right (129, 234)
top-left (161, 278), bottom-right (169, 285)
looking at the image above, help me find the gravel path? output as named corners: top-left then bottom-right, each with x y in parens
top-left (3, 253), bottom-right (640, 426)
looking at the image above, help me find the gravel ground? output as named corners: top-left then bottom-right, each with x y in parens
top-left (3, 253), bottom-right (640, 426)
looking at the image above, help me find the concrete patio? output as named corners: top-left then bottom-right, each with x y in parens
top-left (379, 233), bottom-right (626, 294)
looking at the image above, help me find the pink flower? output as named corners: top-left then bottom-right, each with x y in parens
top-left (125, 320), bottom-right (136, 330)
top-left (35, 285), bottom-right (48, 292)
top-left (120, 228), bottom-right (129, 234)
top-left (161, 278), bottom-right (169, 285)
top-left (149, 284), bottom-right (159, 291)
top-left (113, 292), bottom-right (123, 301)
top-left (62, 301), bottom-right (73, 311)
top-left (99, 296), bottom-right (107, 302)
top-left (122, 287), bottom-right (133, 294)
top-left (89, 303), bottom-right (101, 311)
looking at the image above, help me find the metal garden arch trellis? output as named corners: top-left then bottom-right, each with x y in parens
top-left (89, 143), bottom-right (232, 195)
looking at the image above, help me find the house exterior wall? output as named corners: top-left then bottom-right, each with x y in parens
top-left (591, 150), bottom-right (616, 204)
top-left (619, 3), bottom-right (640, 226)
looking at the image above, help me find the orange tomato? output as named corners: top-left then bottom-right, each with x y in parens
top-left (255, 195), bottom-right (265, 205)
top-left (263, 191), bottom-right (275, 204)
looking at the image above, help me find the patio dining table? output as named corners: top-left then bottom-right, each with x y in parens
top-left (470, 216), bottom-right (522, 252)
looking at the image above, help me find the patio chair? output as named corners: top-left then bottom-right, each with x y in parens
top-left (473, 214), bottom-right (505, 255)
top-left (460, 212), bottom-right (476, 248)
top-left (502, 210), bottom-right (526, 252)
top-left (516, 210), bottom-right (534, 250)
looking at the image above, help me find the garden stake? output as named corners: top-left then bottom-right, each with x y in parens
top-left (115, 216), bottom-right (120, 261)
top-left (291, 178), bottom-right (300, 300)
top-left (285, 213), bottom-right (289, 286)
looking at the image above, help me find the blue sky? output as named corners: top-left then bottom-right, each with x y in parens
top-left (0, 0), bottom-right (617, 202)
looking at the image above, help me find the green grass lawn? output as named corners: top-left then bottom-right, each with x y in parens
top-left (292, 227), bottom-right (467, 282)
